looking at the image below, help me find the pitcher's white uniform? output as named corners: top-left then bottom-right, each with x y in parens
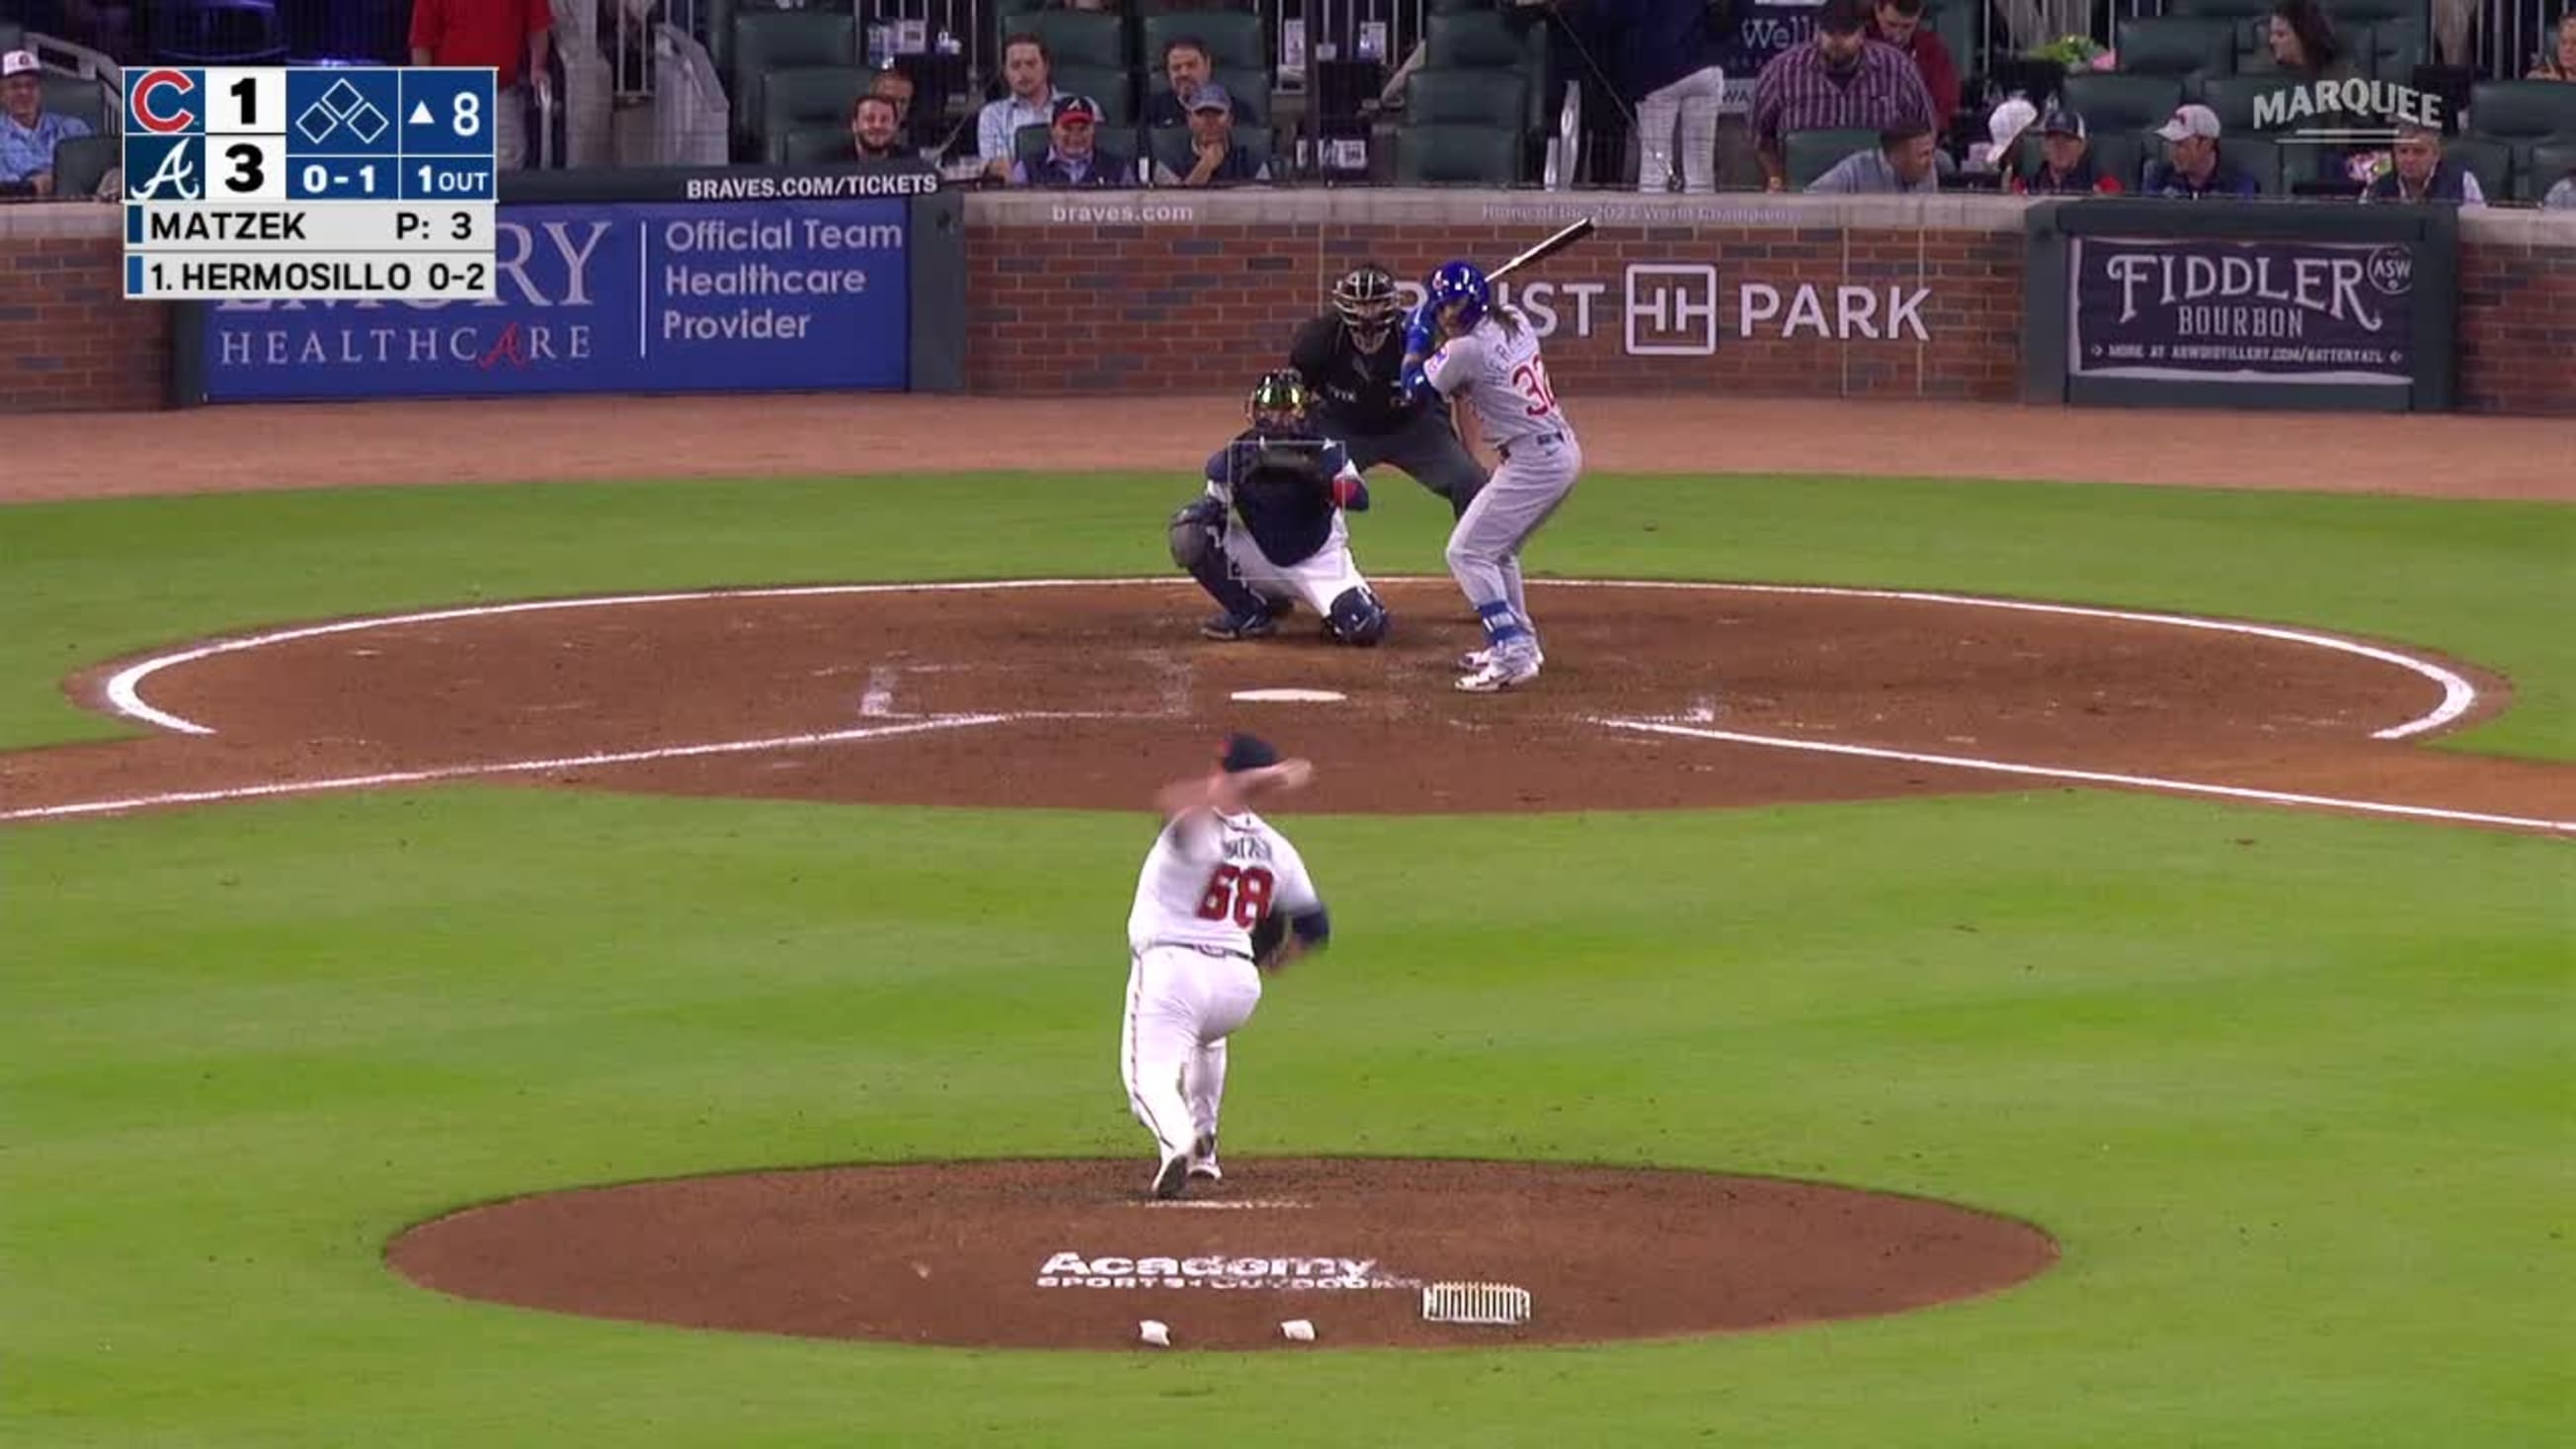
top-left (1122, 807), bottom-right (1321, 1175)
top-left (1425, 311), bottom-right (1583, 684)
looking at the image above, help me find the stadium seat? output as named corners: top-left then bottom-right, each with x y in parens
top-left (2521, 140), bottom-right (2576, 201)
top-left (1784, 127), bottom-right (1880, 189)
top-left (2222, 134), bottom-right (2287, 193)
top-left (49, 133), bottom-right (120, 198)
top-left (1926, 2), bottom-right (1977, 80)
top-left (2117, 18), bottom-right (2236, 79)
top-left (759, 65), bottom-right (875, 158)
top-left (39, 73), bottom-right (111, 135)
top-left (776, 121), bottom-right (855, 167)
top-left (2447, 136), bottom-right (2510, 200)
top-left (1142, 12), bottom-right (1266, 73)
top-left (2091, 130), bottom-right (2153, 190)
top-left (1426, 12), bottom-right (1528, 70)
top-left (1024, 11), bottom-right (1127, 70)
top-left (1396, 122), bottom-right (1522, 184)
top-left (2169, 0), bottom-right (2272, 17)
top-left (2060, 74), bottom-right (2186, 133)
top-left (2465, 80), bottom-right (2576, 141)
top-left (2359, 17), bottom-right (2421, 80)
top-left (1427, 0), bottom-right (1500, 12)
top-left (2321, 0), bottom-right (2424, 26)
top-left (2192, 74), bottom-right (2283, 132)
top-left (1145, 123), bottom-right (1273, 180)
top-left (0, 22), bottom-right (21, 52)
top-left (1054, 65), bottom-right (1135, 126)
top-left (731, 10), bottom-right (857, 146)
top-left (1406, 67), bottom-right (1526, 126)
top-left (152, 0), bottom-right (287, 64)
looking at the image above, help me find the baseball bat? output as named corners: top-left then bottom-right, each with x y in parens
top-left (1487, 218), bottom-right (1597, 283)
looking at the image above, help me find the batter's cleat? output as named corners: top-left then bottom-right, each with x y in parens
top-left (1455, 651), bottom-right (1542, 693)
top-left (1152, 1151), bottom-right (1194, 1200)
top-left (1456, 645), bottom-right (1544, 672)
top-left (1188, 1132), bottom-right (1223, 1181)
top-left (1200, 610), bottom-right (1277, 642)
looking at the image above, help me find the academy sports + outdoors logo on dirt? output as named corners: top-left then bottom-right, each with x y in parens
top-left (1035, 1250), bottom-right (1416, 1291)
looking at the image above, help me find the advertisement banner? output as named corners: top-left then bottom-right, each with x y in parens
top-left (1718, 0), bottom-right (1826, 113)
top-left (2068, 235), bottom-right (2417, 385)
top-left (201, 198), bottom-right (910, 400)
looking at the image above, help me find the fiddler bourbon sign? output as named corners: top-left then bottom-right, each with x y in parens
top-left (2070, 236), bottom-right (2416, 384)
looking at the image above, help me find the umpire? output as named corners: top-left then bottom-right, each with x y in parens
top-left (1289, 265), bottom-right (1489, 521)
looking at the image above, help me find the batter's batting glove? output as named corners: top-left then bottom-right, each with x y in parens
top-left (1397, 358), bottom-right (1430, 405)
top-left (1403, 299), bottom-right (1437, 360)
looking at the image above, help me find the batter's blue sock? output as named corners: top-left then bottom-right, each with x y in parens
top-left (1476, 600), bottom-right (1529, 647)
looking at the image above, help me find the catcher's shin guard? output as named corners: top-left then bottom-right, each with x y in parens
top-left (1167, 500), bottom-right (1267, 621)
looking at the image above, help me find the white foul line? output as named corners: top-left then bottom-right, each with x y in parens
top-left (0, 714), bottom-right (1007, 824)
top-left (1599, 718), bottom-right (2576, 835)
top-left (97, 576), bottom-right (2478, 742)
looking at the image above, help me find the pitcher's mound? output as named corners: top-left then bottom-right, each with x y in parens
top-left (388, 1158), bottom-right (2056, 1350)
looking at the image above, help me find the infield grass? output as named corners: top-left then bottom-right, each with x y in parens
top-left (3, 472), bottom-right (2570, 1447)
top-left (6, 471), bottom-right (2571, 757)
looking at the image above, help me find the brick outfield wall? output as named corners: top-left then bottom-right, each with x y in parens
top-left (1, 233), bottom-right (169, 412)
top-left (965, 221), bottom-right (2025, 401)
top-left (6, 203), bottom-right (2574, 413)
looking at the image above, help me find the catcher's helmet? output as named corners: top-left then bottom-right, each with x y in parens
top-left (1426, 260), bottom-right (1491, 331)
top-left (1331, 265), bottom-right (1403, 340)
top-left (1246, 368), bottom-right (1312, 432)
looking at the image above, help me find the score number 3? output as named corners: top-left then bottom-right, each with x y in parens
top-left (1194, 864), bottom-right (1274, 927)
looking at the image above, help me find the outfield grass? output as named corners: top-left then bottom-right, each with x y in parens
top-left (4, 789), bottom-right (2566, 1447)
top-left (7, 471), bottom-right (2571, 758)
top-left (4, 473), bottom-right (2568, 1447)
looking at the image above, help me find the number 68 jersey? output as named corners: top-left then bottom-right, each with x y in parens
top-left (1127, 809), bottom-right (1322, 958)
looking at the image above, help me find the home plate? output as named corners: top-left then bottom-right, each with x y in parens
top-left (1231, 688), bottom-right (1346, 703)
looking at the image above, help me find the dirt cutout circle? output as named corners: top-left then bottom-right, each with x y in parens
top-left (388, 1159), bottom-right (2058, 1351)
top-left (16, 577), bottom-right (2557, 828)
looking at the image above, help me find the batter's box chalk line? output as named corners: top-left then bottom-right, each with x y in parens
top-left (1421, 1281), bottom-right (1532, 1326)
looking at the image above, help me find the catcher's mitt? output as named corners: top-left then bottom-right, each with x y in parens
top-left (1248, 912), bottom-right (1290, 969)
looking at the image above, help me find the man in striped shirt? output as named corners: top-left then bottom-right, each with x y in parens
top-left (1750, 0), bottom-right (1936, 193)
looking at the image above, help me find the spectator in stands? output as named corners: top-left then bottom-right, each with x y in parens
top-left (1009, 94), bottom-right (1132, 188)
top-left (981, 33), bottom-right (1068, 181)
top-left (1145, 36), bottom-right (1255, 128)
top-left (850, 95), bottom-right (907, 162)
top-left (0, 49), bottom-right (91, 200)
top-left (1152, 83), bottom-right (1270, 186)
top-left (2267, 1), bottom-right (2355, 82)
top-left (2546, 172), bottom-right (2576, 208)
top-left (1750, 0), bottom-right (1937, 193)
top-left (2141, 105), bottom-right (2260, 198)
top-left (2362, 121), bottom-right (2485, 204)
top-left (1869, 0), bottom-right (1961, 139)
top-left (870, 64), bottom-right (929, 152)
top-left (1570, 0), bottom-right (1728, 194)
top-left (2529, 11), bottom-right (2576, 80)
top-left (1806, 122), bottom-right (1939, 193)
top-left (409, 0), bottom-right (552, 172)
top-left (2012, 107), bottom-right (2124, 195)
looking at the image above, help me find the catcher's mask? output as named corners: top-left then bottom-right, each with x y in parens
top-left (1246, 369), bottom-right (1312, 434)
top-left (1331, 265), bottom-right (1402, 350)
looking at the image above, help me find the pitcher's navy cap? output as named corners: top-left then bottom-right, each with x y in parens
top-left (1220, 733), bottom-right (1279, 773)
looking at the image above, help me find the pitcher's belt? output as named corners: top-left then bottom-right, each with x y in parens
top-left (1142, 941), bottom-right (1253, 962)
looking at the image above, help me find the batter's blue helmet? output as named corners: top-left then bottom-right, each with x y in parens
top-left (1426, 261), bottom-right (1490, 330)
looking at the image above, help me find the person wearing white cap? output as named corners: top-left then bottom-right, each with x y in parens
top-left (2141, 104), bottom-right (2260, 199)
top-left (0, 49), bottom-right (94, 199)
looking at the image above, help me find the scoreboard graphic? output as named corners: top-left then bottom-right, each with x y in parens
top-left (122, 66), bottom-right (499, 301)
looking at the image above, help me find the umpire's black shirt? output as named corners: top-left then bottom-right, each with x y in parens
top-left (1290, 315), bottom-right (1427, 438)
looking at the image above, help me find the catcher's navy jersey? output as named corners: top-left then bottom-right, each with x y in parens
top-left (1204, 428), bottom-right (1368, 566)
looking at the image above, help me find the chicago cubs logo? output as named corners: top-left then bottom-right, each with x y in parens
top-left (129, 68), bottom-right (201, 134)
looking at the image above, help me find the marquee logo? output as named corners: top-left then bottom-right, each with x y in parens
top-left (2250, 78), bottom-right (2444, 145)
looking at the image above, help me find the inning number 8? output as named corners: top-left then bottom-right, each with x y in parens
top-left (453, 93), bottom-right (481, 137)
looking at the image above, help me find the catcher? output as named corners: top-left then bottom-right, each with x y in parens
top-left (1169, 369), bottom-right (1393, 645)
